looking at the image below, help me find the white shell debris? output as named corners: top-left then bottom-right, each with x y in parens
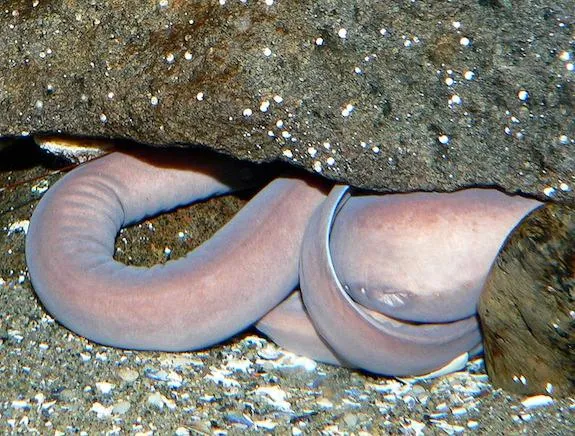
top-left (402, 419), bottom-right (425, 435)
top-left (253, 386), bottom-right (292, 412)
top-left (241, 335), bottom-right (268, 347)
top-left (147, 392), bottom-right (176, 410)
top-left (112, 400), bottom-right (131, 415)
top-left (30, 179), bottom-right (49, 195)
top-left (224, 357), bottom-right (253, 373)
top-left (432, 420), bottom-right (466, 434)
top-left (521, 395), bottom-right (554, 409)
top-left (256, 350), bottom-right (318, 371)
top-left (144, 368), bottom-right (183, 388)
top-left (257, 344), bottom-right (282, 360)
top-left (367, 379), bottom-right (406, 395)
top-left (7, 330), bottom-right (24, 342)
top-left (90, 402), bottom-right (113, 419)
top-left (254, 419), bottom-right (277, 430)
top-left (205, 367), bottom-right (240, 387)
top-left (316, 398), bottom-right (334, 409)
top-left (11, 400), bottom-right (31, 410)
top-left (160, 354), bottom-right (205, 368)
top-left (7, 220), bottom-right (29, 235)
top-left (397, 351), bottom-right (469, 383)
top-left (117, 367), bottom-right (139, 383)
top-left (95, 381), bottom-right (115, 395)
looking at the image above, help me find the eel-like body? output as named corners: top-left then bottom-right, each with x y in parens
top-left (26, 149), bottom-right (327, 350)
top-left (297, 186), bottom-right (540, 375)
top-left (26, 148), bottom-right (542, 376)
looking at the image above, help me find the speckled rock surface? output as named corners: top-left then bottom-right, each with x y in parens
top-left (0, 0), bottom-right (574, 202)
top-left (479, 203), bottom-right (575, 398)
top-left (1, 151), bottom-right (574, 434)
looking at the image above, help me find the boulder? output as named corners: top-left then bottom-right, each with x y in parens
top-left (0, 0), bottom-right (573, 201)
top-left (479, 204), bottom-right (575, 397)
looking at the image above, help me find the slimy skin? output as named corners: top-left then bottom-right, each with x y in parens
top-left (330, 189), bottom-right (543, 323)
top-left (298, 185), bottom-right (542, 376)
top-left (25, 147), bottom-right (543, 376)
top-left (26, 149), bottom-right (327, 350)
top-left (256, 290), bottom-right (348, 366)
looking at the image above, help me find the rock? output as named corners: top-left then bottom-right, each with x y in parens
top-left (0, 1), bottom-right (573, 201)
top-left (479, 204), bottom-right (575, 397)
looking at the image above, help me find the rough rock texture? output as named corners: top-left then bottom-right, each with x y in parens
top-left (0, 0), bottom-right (573, 201)
top-left (479, 204), bottom-right (575, 397)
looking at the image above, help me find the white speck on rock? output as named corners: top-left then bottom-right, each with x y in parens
top-left (518, 90), bottom-right (529, 101)
top-left (259, 100), bottom-right (270, 112)
top-left (438, 134), bottom-right (450, 145)
top-left (341, 103), bottom-right (354, 117)
top-left (543, 186), bottom-right (556, 197)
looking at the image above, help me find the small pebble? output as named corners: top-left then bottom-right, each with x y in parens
top-left (112, 400), bottom-right (131, 415)
top-left (521, 395), bottom-right (554, 409)
top-left (118, 367), bottom-right (139, 383)
top-left (95, 382), bottom-right (114, 394)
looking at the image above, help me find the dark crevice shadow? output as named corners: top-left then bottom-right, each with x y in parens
top-left (0, 137), bottom-right (47, 171)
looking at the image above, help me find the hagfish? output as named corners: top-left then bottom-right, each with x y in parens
top-left (25, 147), bottom-right (542, 376)
top-left (296, 186), bottom-right (541, 375)
top-left (26, 149), bottom-right (327, 350)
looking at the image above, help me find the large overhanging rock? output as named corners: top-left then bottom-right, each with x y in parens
top-left (0, 0), bottom-right (573, 202)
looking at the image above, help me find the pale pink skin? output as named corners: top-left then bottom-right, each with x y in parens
top-left (26, 149), bottom-right (327, 350)
top-left (330, 189), bottom-right (543, 323)
top-left (295, 186), bottom-right (540, 375)
top-left (26, 149), bottom-right (542, 375)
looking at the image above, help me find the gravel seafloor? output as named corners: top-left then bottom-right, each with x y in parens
top-left (1, 147), bottom-right (574, 435)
